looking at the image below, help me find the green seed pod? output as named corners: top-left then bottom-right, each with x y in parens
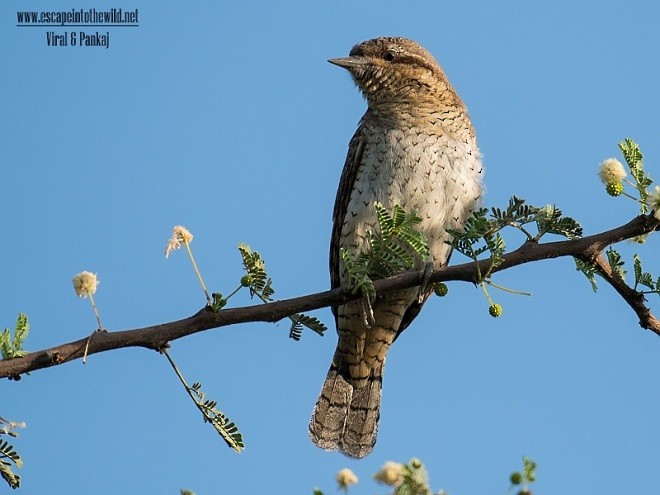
top-left (240, 275), bottom-right (253, 287)
top-left (510, 472), bottom-right (522, 485)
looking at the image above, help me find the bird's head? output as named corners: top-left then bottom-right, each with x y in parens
top-left (329, 37), bottom-right (456, 109)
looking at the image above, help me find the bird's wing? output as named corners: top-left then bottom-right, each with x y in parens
top-left (329, 122), bottom-right (366, 326)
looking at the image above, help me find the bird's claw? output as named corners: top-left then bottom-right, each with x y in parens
top-left (417, 261), bottom-right (435, 303)
top-left (360, 297), bottom-right (375, 329)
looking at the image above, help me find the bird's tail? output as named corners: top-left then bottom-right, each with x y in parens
top-left (309, 325), bottom-right (392, 459)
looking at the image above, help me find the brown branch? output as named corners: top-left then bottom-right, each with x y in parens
top-left (1, 214), bottom-right (659, 379)
top-left (590, 252), bottom-right (660, 330)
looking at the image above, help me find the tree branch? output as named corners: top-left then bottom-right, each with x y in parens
top-left (1, 214), bottom-right (658, 379)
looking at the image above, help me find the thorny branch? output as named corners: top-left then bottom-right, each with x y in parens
top-left (1, 214), bottom-right (659, 379)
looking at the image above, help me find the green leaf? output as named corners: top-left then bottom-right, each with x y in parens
top-left (574, 258), bottom-right (598, 292)
top-left (491, 196), bottom-right (540, 227)
top-left (0, 461), bottom-right (20, 489)
top-left (633, 254), bottom-right (656, 291)
top-left (451, 208), bottom-right (491, 240)
top-left (373, 204), bottom-right (428, 264)
top-left (633, 254), bottom-right (643, 285)
top-left (290, 314), bottom-right (326, 340)
top-left (238, 244), bottom-right (326, 339)
top-left (522, 456), bottom-right (537, 483)
top-left (606, 248), bottom-right (626, 280)
top-left (288, 320), bottom-right (303, 341)
top-left (0, 330), bottom-right (11, 360)
top-left (13, 314), bottom-right (28, 351)
top-left (535, 205), bottom-right (582, 240)
top-left (0, 314), bottom-right (30, 360)
top-left (398, 225), bottom-right (430, 259)
top-left (0, 437), bottom-right (22, 489)
top-left (619, 138), bottom-right (643, 169)
top-left (375, 202), bottom-right (395, 236)
top-left (485, 232), bottom-right (506, 269)
top-left (0, 440), bottom-right (21, 467)
top-left (341, 248), bottom-right (376, 301)
top-left (619, 138), bottom-right (652, 214)
top-left (339, 203), bottom-right (431, 308)
top-left (238, 244), bottom-right (275, 301)
top-left (188, 382), bottom-right (244, 453)
top-left (449, 214), bottom-right (492, 281)
top-left (211, 293), bottom-right (228, 311)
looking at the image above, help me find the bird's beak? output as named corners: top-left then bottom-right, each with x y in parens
top-left (328, 57), bottom-right (366, 70)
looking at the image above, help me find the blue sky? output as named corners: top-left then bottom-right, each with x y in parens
top-left (2, 1), bottom-right (660, 493)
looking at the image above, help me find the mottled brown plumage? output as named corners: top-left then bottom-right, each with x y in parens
top-left (310, 37), bottom-right (484, 458)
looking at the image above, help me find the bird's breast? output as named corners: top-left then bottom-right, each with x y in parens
top-left (340, 122), bottom-right (483, 267)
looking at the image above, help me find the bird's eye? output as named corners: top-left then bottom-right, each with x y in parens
top-left (383, 51), bottom-right (395, 62)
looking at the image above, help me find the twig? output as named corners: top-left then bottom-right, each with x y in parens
top-left (1, 214), bottom-right (659, 379)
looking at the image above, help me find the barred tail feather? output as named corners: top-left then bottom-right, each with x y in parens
top-left (309, 359), bottom-right (384, 459)
top-left (340, 370), bottom-right (382, 458)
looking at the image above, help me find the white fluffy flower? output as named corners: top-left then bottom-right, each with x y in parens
top-left (72, 271), bottom-right (99, 298)
top-left (647, 186), bottom-right (660, 220)
top-left (598, 158), bottom-right (627, 184)
top-left (336, 468), bottom-right (358, 489)
top-left (164, 225), bottom-right (194, 258)
top-left (374, 461), bottom-right (403, 486)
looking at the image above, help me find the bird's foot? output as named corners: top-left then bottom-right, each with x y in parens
top-left (417, 262), bottom-right (435, 303)
top-left (360, 297), bottom-right (375, 329)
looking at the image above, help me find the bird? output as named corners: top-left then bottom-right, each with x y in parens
top-left (309, 37), bottom-right (484, 459)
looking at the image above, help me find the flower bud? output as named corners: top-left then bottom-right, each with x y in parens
top-left (489, 303), bottom-right (503, 317)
